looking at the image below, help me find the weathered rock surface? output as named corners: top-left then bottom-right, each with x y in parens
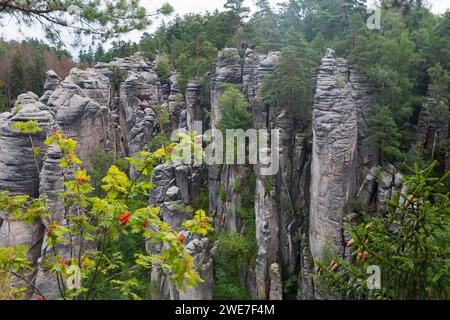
top-left (416, 89), bottom-right (449, 170)
top-left (148, 163), bottom-right (211, 300)
top-left (0, 93), bottom-right (55, 294)
top-left (309, 48), bottom-right (358, 262)
top-left (0, 47), bottom-right (385, 301)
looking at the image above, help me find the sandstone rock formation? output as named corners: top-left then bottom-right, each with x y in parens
top-left (309, 49), bottom-right (377, 266)
top-left (0, 47), bottom-right (384, 301)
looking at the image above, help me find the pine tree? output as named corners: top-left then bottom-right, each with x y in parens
top-left (10, 53), bottom-right (25, 100)
top-left (218, 84), bottom-right (252, 132)
top-left (79, 47), bottom-right (95, 66)
top-left (29, 51), bottom-right (45, 96)
top-left (262, 45), bottom-right (316, 129)
top-left (94, 45), bottom-right (106, 63)
top-left (224, 0), bottom-right (250, 18)
top-left (427, 63), bottom-right (450, 123)
top-left (0, 1), bottom-right (173, 46)
top-left (0, 80), bottom-right (6, 112)
top-left (370, 105), bottom-right (403, 165)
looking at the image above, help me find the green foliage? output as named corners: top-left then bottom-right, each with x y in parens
top-left (263, 176), bottom-right (273, 194)
top-left (283, 275), bottom-right (299, 300)
top-left (194, 189), bottom-right (210, 213)
top-left (10, 120), bottom-right (43, 134)
top-left (111, 66), bottom-right (124, 89)
top-left (427, 63), bottom-right (450, 123)
top-left (213, 232), bottom-right (254, 300)
top-left (346, 197), bottom-right (364, 214)
top-left (147, 104), bottom-right (170, 152)
top-left (262, 45), bottom-right (317, 128)
top-left (0, 246), bottom-right (31, 300)
top-left (79, 46), bottom-right (95, 66)
top-left (0, 80), bottom-right (6, 113)
top-left (11, 53), bottom-right (25, 99)
top-left (89, 148), bottom-right (129, 197)
top-left (336, 73), bottom-right (346, 87)
top-left (156, 56), bottom-right (172, 79)
top-left (182, 210), bottom-right (215, 236)
top-left (1, 127), bottom-right (213, 300)
top-left (219, 186), bottom-right (227, 201)
top-left (214, 171), bottom-right (257, 300)
top-left (316, 160), bottom-right (450, 300)
top-left (224, 0), bottom-right (250, 17)
top-left (94, 44), bottom-right (106, 63)
top-left (232, 179), bottom-right (242, 193)
top-left (154, 104), bottom-right (170, 134)
top-left (29, 50), bottom-right (46, 96)
top-left (236, 171), bottom-right (257, 236)
top-left (1, 1), bottom-right (174, 46)
top-left (370, 105), bottom-right (403, 165)
top-left (218, 84), bottom-right (252, 132)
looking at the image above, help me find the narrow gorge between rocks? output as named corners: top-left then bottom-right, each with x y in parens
top-left (0, 0), bottom-right (449, 303)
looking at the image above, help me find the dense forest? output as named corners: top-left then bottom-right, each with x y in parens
top-left (0, 0), bottom-right (448, 302)
top-left (0, 39), bottom-right (76, 111)
top-left (3, 0), bottom-right (450, 167)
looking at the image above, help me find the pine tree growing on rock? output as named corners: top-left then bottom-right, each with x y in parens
top-left (370, 105), bottom-right (403, 166)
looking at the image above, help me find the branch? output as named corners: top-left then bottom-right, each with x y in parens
top-left (11, 271), bottom-right (46, 299)
top-left (0, 1), bottom-right (65, 15)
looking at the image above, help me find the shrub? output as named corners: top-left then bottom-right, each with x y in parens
top-left (213, 232), bottom-right (254, 300)
top-left (217, 84), bottom-right (252, 132)
top-left (156, 56), bottom-right (171, 79)
top-left (316, 161), bottom-right (450, 300)
top-left (1, 127), bottom-right (213, 300)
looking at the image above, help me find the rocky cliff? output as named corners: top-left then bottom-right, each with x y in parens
top-left (0, 48), bottom-right (388, 300)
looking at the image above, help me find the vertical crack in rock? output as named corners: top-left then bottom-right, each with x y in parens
top-left (309, 49), bottom-right (358, 263)
top-left (0, 47), bottom-right (381, 301)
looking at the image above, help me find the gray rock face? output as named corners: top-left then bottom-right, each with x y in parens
top-left (186, 80), bottom-right (203, 131)
top-left (269, 263), bottom-right (283, 300)
top-left (33, 145), bottom-right (71, 299)
top-left (168, 73), bottom-right (186, 131)
top-left (119, 69), bottom-right (159, 157)
top-left (416, 89), bottom-right (449, 169)
top-left (47, 70), bottom-right (112, 167)
top-left (0, 93), bottom-right (54, 295)
top-left (179, 239), bottom-right (214, 300)
top-left (306, 50), bottom-right (380, 299)
top-left (0, 47), bottom-right (384, 301)
top-left (350, 71), bottom-right (378, 186)
top-left (309, 49), bottom-right (358, 262)
top-left (208, 49), bottom-right (286, 299)
top-left (0, 56), bottom-right (191, 300)
top-left (40, 70), bottom-right (61, 105)
top-left (210, 48), bottom-right (242, 129)
top-left (0, 94), bottom-right (55, 196)
top-left (148, 163), bottom-right (211, 300)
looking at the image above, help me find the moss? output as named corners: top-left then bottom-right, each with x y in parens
top-left (347, 197), bottom-right (363, 213)
top-left (219, 186), bottom-right (227, 201)
top-left (336, 73), bottom-right (346, 87)
top-left (283, 275), bottom-right (299, 300)
top-left (194, 188), bottom-right (209, 212)
top-left (281, 198), bottom-right (291, 211)
top-left (232, 178), bottom-right (242, 193)
top-left (155, 56), bottom-right (171, 78)
top-left (213, 171), bottom-right (257, 300)
top-left (264, 176), bottom-right (273, 194)
top-left (111, 66), bottom-right (123, 89)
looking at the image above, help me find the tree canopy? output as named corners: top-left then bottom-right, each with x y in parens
top-left (0, 0), bottom-right (173, 45)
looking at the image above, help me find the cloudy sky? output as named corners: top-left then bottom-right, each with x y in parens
top-left (1, 0), bottom-right (449, 54)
